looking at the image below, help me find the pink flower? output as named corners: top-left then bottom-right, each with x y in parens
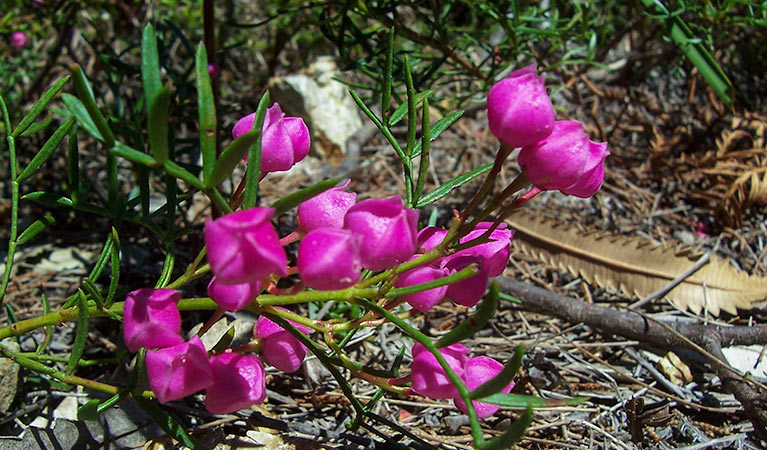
top-left (455, 223), bottom-right (513, 277)
top-left (395, 262), bottom-right (449, 313)
top-left (232, 103), bottom-right (310, 174)
top-left (343, 196), bottom-right (419, 271)
top-left (487, 65), bottom-right (555, 148)
top-left (410, 343), bottom-right (470, 399)
top-left (453, 356), bottom-right (514, 418)
top-left (296, 180), bottom-right (356, 232)
top-left (442, 255), bottom-right (489, 307)
top-left (204, 208), bottom-right (287, 285)
top-left (297, 227), bottom-right (361, 290)
top-left (207, 276), bottom-right (261, 312)
top-left (256, 311), bottom-right (315, 373)
top-left (518, 120), bottom-right (609, 198)
top-left (416, 227), bottom-right (448, 253)
top-left (145, 336), bottom-right (213, 404)
top-left (205, 353), bottom-right (266, 414)
top-left (122, 289), bottom-right (184, 353)
top-left (11, 32), bottom-right (28, 50)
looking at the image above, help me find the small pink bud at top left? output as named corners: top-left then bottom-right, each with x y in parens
top-left (204, 208), bottom-right (287, 285)
top-left (145, 336), bottom-right (213, 404)
top-left (11, 32), bottom-right (28, 50)
top-left (297, 227), bottom-right (361, 290)
top-left (207, 62), bottom-right (220, 79)
top-left (207, 276), bottom-right (260, 312)
top-left (297, 179), bottom-right (356, 232)
top-left (205, 353), bottom-right (266, 414)
top-left (123, 288), bottom-right (184, 353)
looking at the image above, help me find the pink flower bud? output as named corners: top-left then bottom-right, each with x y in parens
top-left (453, 356), bottom-right (514, 418)
top-left (417, 227), bottom-right (447, 253)
top-left (442, 255), bottom-right (489, 307)
top-left (297, 227), bottom-right (361, 290)
top-left (395, 262), bottom-right (449, 313)
top-left (204, 208), bottom-right (287, 285)
top-left (518, 120), bottom-right (609, 198)
top-left (296, 180), bottom-right (356, 232)
top-left (11, 32), bottom-right (28, 50)
top-left (146, 336), bottom-right (213, 403)
top-left (207, 276), bottom-right (261, 312)
top-left (487, 65), bottom-right (555, 148)
top-left (343, 196), bottom-right (418, 271)
top-left (256, 312), bottom-right (315, 373)
top-left (123, 289), bottom-right (184, 353)
top-left (411, 342), bottom-right (469, 399)
top-left (207, 62), bottom-right (220, 79)
top-left (205, 353), bottom-right (266, 414)
top-left (456, 223), bottom-right (513, 277)
top-left (232, 103), bottom-right (310, 174)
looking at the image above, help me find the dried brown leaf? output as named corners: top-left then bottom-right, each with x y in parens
top-left (508, 210), bottom-right (767, 316)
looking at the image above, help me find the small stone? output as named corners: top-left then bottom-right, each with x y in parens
top-left (0, 340), bottom-right (20, 412)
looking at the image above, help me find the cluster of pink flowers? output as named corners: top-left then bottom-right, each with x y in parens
top-left (487, 65), bottom-right (609, 198)
top-left (410, 343), bottom-right (513, 418)
top-left (122, 288), bottom-right (310, 414)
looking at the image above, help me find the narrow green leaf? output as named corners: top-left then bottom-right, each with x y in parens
top-left (403, 56), bottom-right (417, 158)
top-left (195, 44), bottom-right (216, 184)
top-left (470, 345), bottom-right (524, 400)
top-left (82, 278), bottom-right (105, 311)
top-left (67, 130), bottom-right (80, 201)
top-left (437, 280), bottom-right (499, 347)
top-left (410, 110), bottom-right (464, 159)
top-left (17, 117), bottom-right (76, 183)
top-left (477, 393), bottom-right (585, 409)
top-left (389, 90), bottom-right (432, 126)
top-left (208, 130), bottom-right (259, 188)
top-left (381, 27), bottom-right (394, 126)
top-left (133, 397), bottom-right (202, 449)
top-left (413, 97), bottom-right (430, 203)
top-left (480, 407), bottom-right (533, 450)
top-left (141, 24), bottom-right (162, 105)
top-left (13, 76), bottom-right (70, 138)
top-left (147, 87), bottom-right (170, 164)
top-left (111, 141), bottom-right (157, 167)
top-left (271, 178), bottom-right (339, 216)
top-left (416, 162), bottom-right (492, 208)
top-left (69, 64), bottom-right (115, 147)
top-left (243, 91), bottom-right (270, 209)
top-left (66, 290), bottom-right (90, 376)
top-left (16, 215), bottom-right (55, 246)
top-left (106, 227), bottom-right (120, 307)
top-left (162, 160), bottom-right (206, 190)
top-left (78, 399), bottom-right (100, 421)
top-left (62, 94), bottom-right (103, 141)
top-left (212, 325), bottom-right (236, 352)
top-left (19, 114), bottom-right (53, 137)
top-left (22, 191), bottom-right (74, 207)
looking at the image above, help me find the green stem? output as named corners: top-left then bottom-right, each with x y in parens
top-left (0, 94), bottom-right (18, 308)
top-left (459, 143), bottom-right (513, 221)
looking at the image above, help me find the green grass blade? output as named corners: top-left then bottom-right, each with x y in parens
top-left (381, 27), bottom-right (394, 126)
top-left (111, 141), bottom-right (157, 167)
top-left (22, 191), bottom-right (74, 207)
top-left (67, 126), bottom-right (80, 200)
top-left (479, 407), bottom-right (533, 450)
top-left (195, 44), bottom-right (216, 184)
top-left (389, 90), bottom-right (432, 126)
top-left (17, 117), bottom-right (76, 184)
top-left (403, 55), bottom-right (417, 159)
top-left (141, 24), bottom-right (162, 105)
top-left (19, 114), bottom-right (52, 137)
top-left (12, 76), bottom-right (70, 138)
top-left (413, 97), bottom-right (430, 203)
top-left (416, 162), bottom-right (492, 208)
top-left (208, 130), bottom-right (259, 188)
top-left (69, 64), bottom-right (115, 147)
top-left (106, 228), bottom-right (120, 307)
top-left (477, 393), bottom-right (585, 408)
